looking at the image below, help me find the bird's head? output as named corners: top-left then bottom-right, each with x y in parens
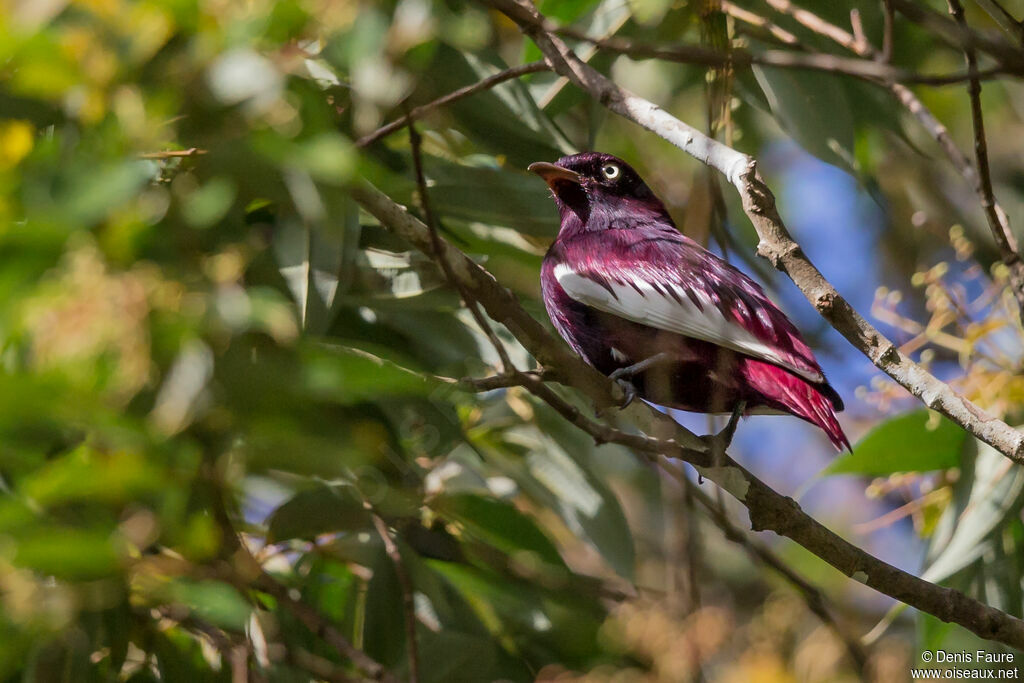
top-left (529, 152), bottom-right (669, 234)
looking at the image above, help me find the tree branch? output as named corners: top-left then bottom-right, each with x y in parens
top-left (948, 0), bottom-right (1024, 315)
top-left (351, 179), bottom-right (1024, 649)
top-left (553, 18), bottom-right (1003, 86)
top-left (720, 0), bottom-right (799, 46)
top-left (661, 465), bottom-right (868, 673)
top-left (974, 0), bottom-right (1024, 45)
top-left (407, 118), bottom-right (515, 372)
top-left (890, 0), bottom-right (1024, 72)
top-left (370, 513), bottom-right (419, 683)
top-left (764, 0), bottom-right (1024, 323)
top-left (483, 0), bottom-right (1024, 466)
top-left (355, 61), bottom-right (550, 148)
top-left (252, 570), bottom-right (398, 683)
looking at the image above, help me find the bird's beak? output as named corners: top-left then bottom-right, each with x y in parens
top-left (528, 161), bottom-right (581, 189)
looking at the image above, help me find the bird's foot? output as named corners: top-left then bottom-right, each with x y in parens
top-left (699, 401), bottom-right (746, 465)
top-left (614, 377), bottom-right (637, 409)
top-left (609, 352), bottom-right (672, 383)
top-left (607, 352), bottom-right (674, 410)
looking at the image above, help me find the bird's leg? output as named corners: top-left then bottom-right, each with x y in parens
top-left (609, 352), bottom-right (674, 382)
top-left (608, 352), bottom-right (673, 409)
top-left (700, 401), bottom-right (746, 465)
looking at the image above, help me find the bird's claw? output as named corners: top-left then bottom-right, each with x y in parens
top-left (699, 401), bottom-right (746, 465)
top-left (614, 378), bottom-right (636, 409)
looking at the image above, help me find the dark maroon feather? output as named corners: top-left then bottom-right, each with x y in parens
top-left (533, 152), bottom-right (850, 451)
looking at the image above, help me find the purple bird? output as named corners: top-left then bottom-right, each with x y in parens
top-left (531, 152), bottom-right (850, 451)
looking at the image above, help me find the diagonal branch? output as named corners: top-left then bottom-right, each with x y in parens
top-left (407, 118), bottom-right (515, 372)
top-left (659, 464), bottom-right (868, 672)
top-left (355, 60), bottom-right (550, 148)
top-left (888, 0), bottom-right (1024, 72)
top-left (552, 20), bottom-right (1003, 86)
top-left (351, 179), bottom-right (1024, 649)
top-left (974, 0), bottom-right (1024, 45)
top-left (761, 0), bottom-right (1024, 319)
top-left (484, 0), bottom-right (1024, 467)
top-left (370, 513), bottom-right (419, 683)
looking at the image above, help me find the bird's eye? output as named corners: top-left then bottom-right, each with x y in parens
top-left (601, 164), bottom-right (620, 180)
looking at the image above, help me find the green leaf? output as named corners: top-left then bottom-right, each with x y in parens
top-left (267, 483), bottom-right (372, 542)
top-left (168, 580), bottom-right (252, 630)
top-left (521, 423), bottom-right (636, 580)
top-left (923, 438), bottom-right (1024, 585)
top-left (273, 216), bottom-right (342, 334)
top-left (423, 156), bottom-right (560, 236)
top-left (824, 410), bottom-right (965, 476)
top-left (21, 445), bottom-right (165, 507)
top-left (182, 176), bottom-right (236, 229)
top-left (434, 493), bottom-right (566, 569)
top-left (753, 65), bottom-right (856, 171)
top-left (423, 47), bottom-right (568, 169)
top-left (301, 344), bottom-right (439, 404)
top-left (14, 527), bottom-right (121, 580)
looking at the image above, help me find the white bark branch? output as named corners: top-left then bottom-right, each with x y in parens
top-left (485, 0), bottom-right (1024, 466)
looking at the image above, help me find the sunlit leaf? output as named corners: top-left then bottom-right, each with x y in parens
top-left (433, 493), bottom-right (566, 569)
top-left (923, 438), bottom-right (1024, 585)
top-left (825, 410), bottom-right (965, 476)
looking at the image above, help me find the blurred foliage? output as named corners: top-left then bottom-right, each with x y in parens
top-left (0, 0), bottom-right (1023, 680)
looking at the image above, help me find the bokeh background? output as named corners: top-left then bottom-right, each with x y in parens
top-left (1, 0), bottom-right (1023, 680)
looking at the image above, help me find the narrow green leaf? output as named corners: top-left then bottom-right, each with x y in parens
top-left (434, 493), bottom-right (566, 569)
top-left (923, 438), bottom-right (1024, 585)
top-left (753, 65), bottom-right (856, 171)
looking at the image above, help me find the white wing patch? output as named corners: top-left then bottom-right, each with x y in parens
top-left (554, 264), bottom-right (823, 383)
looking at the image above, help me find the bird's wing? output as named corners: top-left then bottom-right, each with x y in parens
top-left (553, 231), bottom-right (825, 384)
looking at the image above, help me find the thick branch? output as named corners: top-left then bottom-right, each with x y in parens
top-left (485, 0), bottom-right (1024, 466)
top-left (352, 179), bottom-right (1024, 649)
top-left (350, 182), bottom-right (712, 455)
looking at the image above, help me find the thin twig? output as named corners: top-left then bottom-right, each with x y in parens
top-left (252, 571), bottom-right (397, 683)
top-left (890, 0), bottom-right (1024, 72)
top-left (721, 0), bottom-right (799, 45)
top-left (370, 513), bottom-right (419, 683)
top-left (355, 61), bottom-right (549, 148)
top-left (850, 9), bottom-right (868, 54)
top-left (352, 178), bottom-right (1024, 648)
top-left (484, 0), bottom-right (1024, 464)
top-left (206, 476), bottom-right (396, 682)
top-left (661, 468), bottom-right (869, 673)
top-left (764, 0), bottom-right (1024, 320)
top-left (948, 0), bottom-right (1024, 316)
top-left (880, 0), bottom-right (895, 62)
top-left (407, 119), bottom-right (515, 373)
top-left (555, 23), bottom-right (999, 86)
top-left (139, 147), bottom-right (207, 159)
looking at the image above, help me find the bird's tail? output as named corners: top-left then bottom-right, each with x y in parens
top-left (742, 360), bottom-right (851, 452)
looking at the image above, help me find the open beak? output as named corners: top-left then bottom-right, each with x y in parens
top-left (528, 161), bottom-right (581, 188)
